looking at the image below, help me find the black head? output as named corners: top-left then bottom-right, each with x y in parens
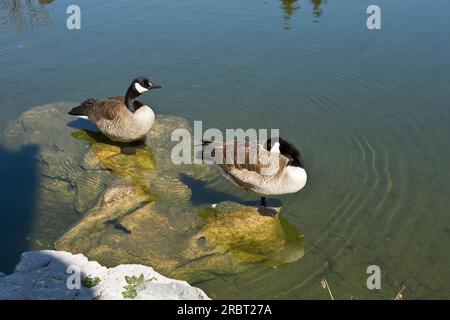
top-left (266, 137), bottom-right (304, 168)
top-left (130, 77), bottom-right (161, 95)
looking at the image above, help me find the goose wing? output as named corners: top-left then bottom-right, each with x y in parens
top-left (205, 141), bottom-right (289, 189)
top-left (85, 99), bottom-right (128, 122)
top-left (107, 96), bottom-right (125, 102)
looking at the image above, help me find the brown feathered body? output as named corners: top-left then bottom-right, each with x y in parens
top-left (203, 141), bottom-right (307, 196)
top-left (72, 96), bottom-right (155, 143)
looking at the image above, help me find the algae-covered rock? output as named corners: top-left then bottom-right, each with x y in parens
top-left (1, 102), bottom-right (197, 247)
top-left (3, 102), bottom-right (305, 284)
top-left (56, 183), bottom-right (304, 283)
top-left (55, 182), bottom-right (192, 275)
top-left (173, 202), bottom-right (304, 282)
top-left (71, 130), bottom-right (157, 191)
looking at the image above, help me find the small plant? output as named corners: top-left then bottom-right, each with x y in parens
top-left (320, 279), bottom-right (408, 300)
top-left (82, 276), bottom-right (101, 288)
top-left (121, 274), bottom-right (155, 299)
top-left (321, 279), bottom-right (335, 300)
top-left (394, 285), bottom-right (407, 300)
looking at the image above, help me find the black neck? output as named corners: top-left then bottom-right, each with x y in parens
top-left (289, 157), bottom-right (304, 168)
top-left (285, 153), bottom-right (304, 168)
top-left (125, 85), bottom-right (141, 112)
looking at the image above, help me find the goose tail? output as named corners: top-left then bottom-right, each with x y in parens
top-left (68, 99), bottom-right (96, 117)
top-left (194, 139), bottom-right (215, 163)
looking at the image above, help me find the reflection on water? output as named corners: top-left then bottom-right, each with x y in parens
top-left (310, 0), bottom-right (326, 22)
top-left (280, 0), bottom-right (299, 28)
top-left (0, 0), bottom-right (54, 33)
top-left (280, 0), bottom-right (326, 28)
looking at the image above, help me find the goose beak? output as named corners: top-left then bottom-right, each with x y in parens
top-left (150, 84), bottom-right (162, 89)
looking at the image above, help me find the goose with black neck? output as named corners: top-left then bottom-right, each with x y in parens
top-left (69, 77), bottom-right (161, 154)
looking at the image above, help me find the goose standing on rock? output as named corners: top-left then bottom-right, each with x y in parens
top-left (69, 77), bottom-right (161, 154)
top-left (202, 137), bottom-right (307, 216)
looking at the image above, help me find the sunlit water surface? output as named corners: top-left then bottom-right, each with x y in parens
top-left (0, 0), bottom-right (449, 299)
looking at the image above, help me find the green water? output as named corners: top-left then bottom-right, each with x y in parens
top-left (0, 0), bottom-right (449, 299)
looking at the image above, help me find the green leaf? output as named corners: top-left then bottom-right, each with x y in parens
top-left (81, 276), bottom-right (101, 288)
top-left (122, 288), bottom-right (137, 299)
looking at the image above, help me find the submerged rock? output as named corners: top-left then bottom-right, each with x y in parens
top-left (3, 102), bottom-right (305, 285)
top-left (0, 250), bottom-right (209, 300)
top-left (1, 102), bottom-right (196, 247)
top-left (56, 182), bottom-right (304, 283)
top-left (174, 203), bottom-right (305, 282)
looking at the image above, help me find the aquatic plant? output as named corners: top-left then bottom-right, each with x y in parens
top-left (394, 285), bottom-right (407, 300)
top-left (121, 274), bottom-right (154, 299)
top-left (82, 276), bottom-right (101, 288)
top-left (321, 278), bottom-right (408, 300)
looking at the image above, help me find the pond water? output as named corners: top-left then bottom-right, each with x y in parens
top-left (0, 0), bottom-right (449, 299)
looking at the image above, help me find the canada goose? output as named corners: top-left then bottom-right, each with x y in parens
top-left (202, 137), bottom-right (307, 216)
top-left (69, 77), bottom-right (161, 154)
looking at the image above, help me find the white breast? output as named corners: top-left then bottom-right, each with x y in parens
top-left (131, 105), bottom-right (155, 137)
top-left (256, 166), bottom-right (307, 196)
top-left (124, 106), bottom-right (155, 141)
top-left (282, 166), bottom-right (307, 193)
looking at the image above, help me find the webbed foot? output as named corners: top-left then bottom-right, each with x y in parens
top-left (120, 145), bottom-right (137, 155)
top-left (258, 206), bottom-right (279, 217)
top-left (120, 138), bottom-right (146, 155)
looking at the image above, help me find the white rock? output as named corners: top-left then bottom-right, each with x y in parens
top-left (0, 250), bottom-right (209, 300)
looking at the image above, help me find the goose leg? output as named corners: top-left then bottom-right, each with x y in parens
top-left (120, 144), bottom-right (137, 155)
top-left (120, 138), bottom-right (147, 155)
top-left (258, 197), bottom-right (278, 217)
top-left (135, 136), bottom-right (147, 148)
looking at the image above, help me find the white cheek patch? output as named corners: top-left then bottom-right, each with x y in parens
top-left (134, 82), bottom-right (148, 93)
top-left (270, 142), bottom-right (281, 154)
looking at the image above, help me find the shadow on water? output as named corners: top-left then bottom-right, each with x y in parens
top-left (0, 0), bottom-right (55, 34)
top-left (68, 127), bottom-right (110, 145)
top-left (67, 120), bottom-right (118, 148)
top-left (66, 120), bottom-right (118, 150)
top-left (66, 118), bottom-right (99, 132)
top-left (179, 173), bottom-right (283, 208)
top-left (68, 125), bottom-right (147, 156)
top-left (0, 145), bottom-right (39, 273)
top-left (280, 0), bottom-right (327, 28)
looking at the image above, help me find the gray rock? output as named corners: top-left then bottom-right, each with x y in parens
top-left (0, 250), bottom-right (209, 300)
